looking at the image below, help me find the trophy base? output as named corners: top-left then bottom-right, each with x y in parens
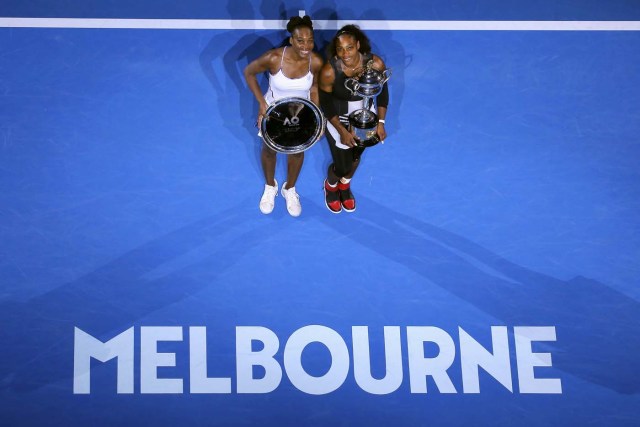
top-left (348, 109), bottom-right (381, 148)
top-left (354, 134), bottom-right (381, 148)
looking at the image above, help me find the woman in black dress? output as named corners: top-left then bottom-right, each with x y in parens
top-left (319, 25), bottom-right (390, 213)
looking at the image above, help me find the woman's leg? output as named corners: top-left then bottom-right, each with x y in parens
top-left (261, 143), bottom-right (277, 186)
top-left (284, 152), bottom-right (304, 189)
top-left (325, 134), bottom-right (354, 213)
top-left (259, 144), bottom-right (279, 214)
top-left (337, 147), bottom-right (365, 212)
top-left (281, 152), bottom-right (304, 217)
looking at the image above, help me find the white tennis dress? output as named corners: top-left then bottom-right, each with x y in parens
top-left (264, 46), bottom-right (313, 104)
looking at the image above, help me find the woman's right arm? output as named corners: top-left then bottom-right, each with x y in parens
top-left (244, 50), bottom-right (275, 126)
top-left (319, 62), bottom-right (358, 148)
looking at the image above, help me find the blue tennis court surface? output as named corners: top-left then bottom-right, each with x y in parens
top-left (1, 1), bottom-right (639, 426)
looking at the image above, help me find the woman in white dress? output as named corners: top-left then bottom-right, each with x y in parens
top-left (244, 16), bottom-right (324, 217)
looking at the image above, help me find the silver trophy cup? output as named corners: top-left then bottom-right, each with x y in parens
top-left (345, 62), bottom-right (392, 147)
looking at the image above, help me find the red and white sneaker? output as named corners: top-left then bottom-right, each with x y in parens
top-left (338, 181), bottom-right (356, 212)
top-left (324, 179), bottom-right (342, 214)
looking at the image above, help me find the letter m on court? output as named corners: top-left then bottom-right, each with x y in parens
top-left (73, 327), bottom-right (134, 394)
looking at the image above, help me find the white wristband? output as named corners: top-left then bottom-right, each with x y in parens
top-left (378, 119), bottom-right (385, 124)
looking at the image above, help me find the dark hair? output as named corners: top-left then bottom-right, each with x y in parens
top-left (286, 15), bottom-right (313, 34)
top-left (327, 24), bottom-right (371, 57)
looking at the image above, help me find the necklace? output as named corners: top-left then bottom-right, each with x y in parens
top-left (342, 53), bottom-right (362, 73)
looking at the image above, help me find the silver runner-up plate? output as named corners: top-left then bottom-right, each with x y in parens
top-left (260, 97), bottom-right (326, 154)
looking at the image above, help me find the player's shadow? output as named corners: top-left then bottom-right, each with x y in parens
top-left (307, 195), bottom-right (640, 395)
top-left (0, 201), bottom-right (281, 392)
top-left (309, 0), bottom-right (338, 55)
top-left (2, 195), bottom-right (638, 396)
top-left (199, 0), bottom-right (289, 181)
top-left (359, 8), bottom-right (409, 135)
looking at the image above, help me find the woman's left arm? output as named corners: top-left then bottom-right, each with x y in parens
top-left (309, 52), bottom-right (324, 107)
top-left (372, 55), bottom-right (388, 141)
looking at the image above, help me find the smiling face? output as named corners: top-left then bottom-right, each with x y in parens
top-left (335, 34), bottom-right (361, 68)
top-left (289, 26), bottom-right (314, 57)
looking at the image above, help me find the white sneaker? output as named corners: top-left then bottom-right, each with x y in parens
top-left (259, 179), bottom-right (278, 214)
top-left (281, 182), bottom-right (302, 217)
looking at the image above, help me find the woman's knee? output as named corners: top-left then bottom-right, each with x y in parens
top-left (262, 144), bottom-right (277, 158)
top-left (332, 162), bottom-right (350, 178)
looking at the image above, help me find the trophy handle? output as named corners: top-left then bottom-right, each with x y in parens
top-left (344, 78), bottom-right (360, 96)
top-left (380, 69), bottom-right (392, 85)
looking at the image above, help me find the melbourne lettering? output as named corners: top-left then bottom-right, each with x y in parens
top-left (73, 325), bottom-right (562, 395)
